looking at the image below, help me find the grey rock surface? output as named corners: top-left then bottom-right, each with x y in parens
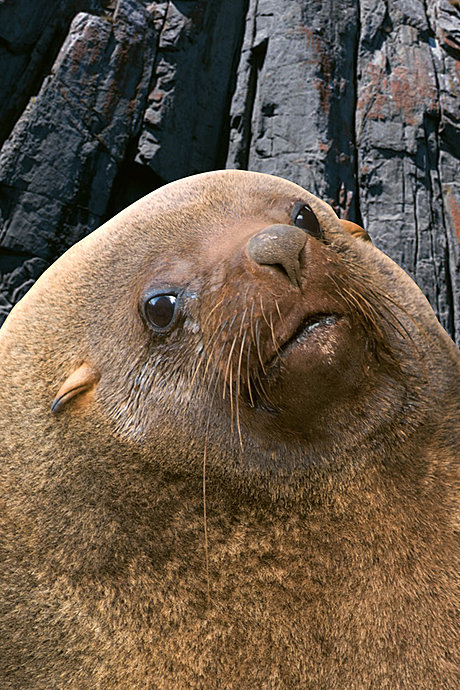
top-left (0, 0), bottom-right (459, 341)
top-left (0, 0), bottom-right (103, 145)
top-left (356, 0), bottom-right (460, 338)
top-left (0, 0), bottom-right (156, 271)
top-left (227, 0), bottom-right (360, 218)
top-left (136, 0), bottom-right (248, 182)
top-left (0, 256), bottom-right (47, 324)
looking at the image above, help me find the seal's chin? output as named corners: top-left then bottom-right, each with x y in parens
top-left (239, 309), bottom-right (365, 440)
top-left (242, 312), bottom-right (347, 417)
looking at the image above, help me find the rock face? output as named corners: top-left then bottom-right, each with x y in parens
top-left (0, 0), bottom-right (459, 340)
top-left (0, 0), bottom-right (156, 320)
top-left (356, 0), bottom-right (460, 338)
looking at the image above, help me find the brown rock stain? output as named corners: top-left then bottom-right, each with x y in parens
top-left (357, 63), bottom-right (388, 121)
top-left (358, 56), bottom-right (437, 127)
top-left (298, 27), bottom-right (333, 113)
top-left (390, 62), bottom-right (437, 126)
top-left (445, 188), bottom-right (460, 243)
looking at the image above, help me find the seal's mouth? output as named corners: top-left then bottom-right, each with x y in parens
top-left (268, 313), bottom-right (343, 366)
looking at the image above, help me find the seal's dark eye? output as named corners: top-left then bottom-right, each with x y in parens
top-left (145, 294), bottom-right (177, 331)
top-left (292, 204), bottom-right (323, 239)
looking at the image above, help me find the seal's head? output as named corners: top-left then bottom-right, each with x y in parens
top-left (1, 170), bottom-right (458, 501)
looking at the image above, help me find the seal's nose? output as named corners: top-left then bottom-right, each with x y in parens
top-left (247, 224), bottom-right (307, 288)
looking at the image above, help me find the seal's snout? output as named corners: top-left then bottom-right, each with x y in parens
top-left (247, 224), bottom-right (307, 288)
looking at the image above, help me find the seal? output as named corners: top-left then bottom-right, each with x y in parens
top-left (0, 170), bottom-right (458, 688)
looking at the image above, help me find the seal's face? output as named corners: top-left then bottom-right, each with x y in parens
top-left (27, 170), bottom-right (430, 485)
top-left (177, 204), bottom-right (373, 444)
top-left (77, 172), bottom-right (396, 466)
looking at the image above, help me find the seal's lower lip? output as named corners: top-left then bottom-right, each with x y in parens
top-left (276, 313), bottom-right (342, 360)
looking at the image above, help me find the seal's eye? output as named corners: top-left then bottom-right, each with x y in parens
top-left (144, 294), bottom-right (178, 331)
top-left (292, 204), bottom-right (323, 239)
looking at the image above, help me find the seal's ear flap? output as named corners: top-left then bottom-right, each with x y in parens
top-left (340, 219), bottom-right (373, 243)
top-left (51, 362), bottom-right (100, 414)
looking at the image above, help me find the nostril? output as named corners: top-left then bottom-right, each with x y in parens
top-left (271, 263), bottom-right (291, 281)
top-left (247, 224), bottom-right (307, 288)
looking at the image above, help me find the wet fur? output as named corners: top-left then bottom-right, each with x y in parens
top-left (0, 171), bottom-right (459, 688)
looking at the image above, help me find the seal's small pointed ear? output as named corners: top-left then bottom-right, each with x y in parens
top-left (340, 219), bottom-right (373, 243)
top-left (51, 362), bottom-right (100, 414)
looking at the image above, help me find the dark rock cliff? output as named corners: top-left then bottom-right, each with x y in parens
top-left (0, 0), bottom-right (459, 341)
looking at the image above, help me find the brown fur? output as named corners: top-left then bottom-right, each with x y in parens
top-left (0, 170), bottom-right (459, 688)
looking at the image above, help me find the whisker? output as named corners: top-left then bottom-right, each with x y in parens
top-left (259, 295), bottom-right (271, 330)
top-left (269, 311), bottom-right (280, 357)
top-left (236, 328), bottom-right (247, 450)
top-left (246, 340), bottom-right (255, 408)
top-left (205, 338), bottom-right (228, 403)
top-left (204, 313), bottom-right (237, 382)
top-left (227, 337), bottom-right (237, 436)
top-left (274, 298), bottom-right (285, 327)
top-left (255, 319), bottom-right (267, 375)
top-left (201, 298), bottom-right (225, 330)
top-left (331, 249), bottom-right (440, 356)
top-left (330, 265), bottom-right (434, 391)
top-left (238, 306), bottom-right (249, 337)
top-left (200, 349), bottom-right (229, 609)
top-left (189, 319), bottom-right (229, 399)
top-left (202, 436), bottom-right (210, 606)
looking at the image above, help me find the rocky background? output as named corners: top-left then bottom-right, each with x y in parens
top-left (0, 0), bottom-right (459, 341)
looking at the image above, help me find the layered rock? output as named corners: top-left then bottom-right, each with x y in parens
top-left (0, 0), bottom-right (102, 145)
top-left (227, 0), bottom-right (360, 219)
top-left (136, 0), bottom-right (248, 182)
